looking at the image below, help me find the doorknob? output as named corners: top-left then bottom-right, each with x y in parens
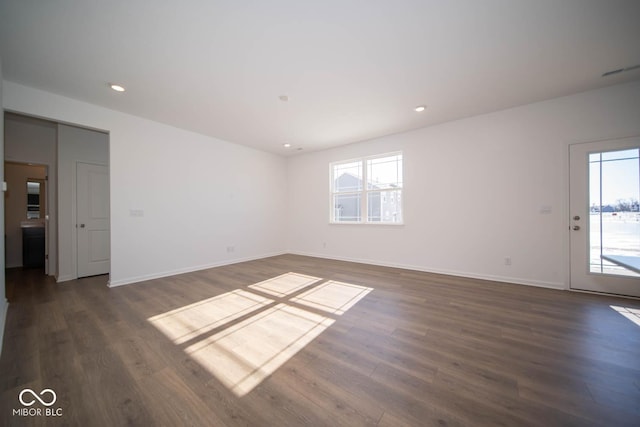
top-left (572, 225), bottom-right (580, 231)
top-left (573, 215), bottom-right (580, 221)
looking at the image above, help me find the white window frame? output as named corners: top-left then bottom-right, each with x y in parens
top-left (330, 152), bottom-right (403, 225)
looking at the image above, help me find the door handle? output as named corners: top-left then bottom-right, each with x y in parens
top-left (572, 225), bottom-right (580, 231)
top-left (80, 224), bottom-right (85, 228)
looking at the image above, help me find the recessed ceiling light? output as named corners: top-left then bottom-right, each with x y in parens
top-left (414, 105), bottom-right (426, 112)
top-left (110, 83), bottom-right (126, 92)
top-left (283, 143), bottom-right (291, 148)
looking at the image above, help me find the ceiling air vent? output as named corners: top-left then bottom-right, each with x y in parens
top-left (602, 64), bottom-right (640, 77)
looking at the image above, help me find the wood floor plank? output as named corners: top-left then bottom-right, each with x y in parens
top-left (1, 255), bottom-right (639, 426)
top-left (137, 367), bottom-right (228, 427)
top-left (75, 347), bottom-right (156, 426)
top-left (277, 357), bottom-right (383, 426)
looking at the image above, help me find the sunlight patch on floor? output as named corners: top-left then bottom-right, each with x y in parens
top-left (610, 305), bottom-right (640, 327)
top-left (248, 272), bottom-right (321, 297)
top-left (148, 290), bottom-right (273, 344)
top-left (148, 273), bottom-right (373, 396)
top-left (291, 280), bottom-right (373, 315)
top-left (185, 303), bottom-right (334, 396)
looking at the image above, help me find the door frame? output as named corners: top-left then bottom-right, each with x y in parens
top-left (3, 113), bottom-right (110, 283)
top-left (567, 134), bottom-right (640, 297)
top-left (3, 161), bottom-right (52, 274)
top-left (26, 175), bottom-right (47, 273)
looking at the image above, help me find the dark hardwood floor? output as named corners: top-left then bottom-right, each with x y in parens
top-left (1, 255), bottom-right (640, 426)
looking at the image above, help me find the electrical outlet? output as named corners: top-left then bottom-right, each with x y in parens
top-left (226, 246), bottom-right (235, 253)
top-left (504, 256), bottom-right (512, 266)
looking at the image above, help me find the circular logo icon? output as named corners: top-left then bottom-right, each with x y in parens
top-left (19, 389), bottom-right (57, 407)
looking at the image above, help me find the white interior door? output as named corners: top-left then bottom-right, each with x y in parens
top-left (569, 137), bottom-right (640, 297)
top-left (77, 162), bottom-right (110, 278)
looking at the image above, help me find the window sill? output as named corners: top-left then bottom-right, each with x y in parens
top-left (329, 222), bottom-right (404, 226)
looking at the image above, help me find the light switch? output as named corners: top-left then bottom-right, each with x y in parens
top-left (129, 209), bottom-right (144, 217)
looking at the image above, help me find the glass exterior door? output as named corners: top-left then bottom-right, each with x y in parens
top-left (570, 138), bottom-right (640, 297)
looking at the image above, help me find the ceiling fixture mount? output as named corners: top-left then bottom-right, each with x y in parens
top-left (602, 64), bottom-right (640, 77)
top-left (279, 95), bottom-right (289, 102)
top-left (109, 83), bottom-right (126, 92)
top-left (414, 105), bottom-right (426, 112)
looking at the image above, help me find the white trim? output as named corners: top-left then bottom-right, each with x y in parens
top-left (328, 222), bottom-right (405, 227)
top-left (107, 251), bottom-right (287, 287)
top-left (569, 288), bottom-right (640, 301)
top-left (288, 250), bottom-right (565, 290)
top-left (0, 300), bottom-right (8, 357)
top-left (63, 249), bottom-right (565, 290)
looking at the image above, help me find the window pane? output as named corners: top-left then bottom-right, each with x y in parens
top-left (601, 149), bottom-right (638, 161)
top-left (589, 148), bottom-right (640, 276)
top-left (331, 153), bottom-right (403, 224)
top-left (333, 193), bottom-right (361, 222)
top-left (367, 154), bottom-right (402, 190)
top-left (333, 161), bottom-right (363, 192)
top-left (367, 190), bottom-right (402, 223)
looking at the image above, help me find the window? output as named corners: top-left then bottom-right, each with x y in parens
top-left (330, 152), bottom-right (403, 224)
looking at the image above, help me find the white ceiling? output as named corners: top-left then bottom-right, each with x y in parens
top-left (1, 1), bottom-right (640, 155)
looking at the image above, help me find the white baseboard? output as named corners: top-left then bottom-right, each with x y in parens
top-left (75, 249), bottom-right (565, 291)
top-left (287, 250), bottom-right (566, 290)
top-left (107, 251), bottom-right (287, 287)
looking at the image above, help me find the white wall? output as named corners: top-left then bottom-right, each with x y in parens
top-left (2, 81), bottom-right (287, 286)
top-left (287, 80), bottom-right (640, 289)
top-left (4, 114), bottom-right (58, 274)
top-left (4, 163), bottom-right (46, 268)
top-left (5, 77), bottom-right (638, 292)
top-left (57, 124), bottom-right (109, 282)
